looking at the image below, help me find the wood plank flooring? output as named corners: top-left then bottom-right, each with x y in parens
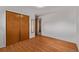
top-left (0, 35), bottom-right (78, 52)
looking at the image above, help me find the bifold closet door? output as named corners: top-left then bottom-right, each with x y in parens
top-left (6, 11), bottom-right (20, 46)
top-left (6, 11), bottom-right (29, 46)
top-left (20, 15), bottom-right (29, 40)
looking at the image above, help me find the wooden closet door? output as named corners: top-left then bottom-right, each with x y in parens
top-left (20, 15), bottom-right (29, 40)
top-left (6, 11), bottom-right (20, 46)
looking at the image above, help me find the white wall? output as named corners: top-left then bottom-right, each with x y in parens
top-left (0, 7), bottom-right (35, 48)
top-left (0, 9), bottom-right (3, 47)
top-left (0, 9), bottom-right (6, 47)
top-left (41, 7), bottom-right (78, 47)
top-left (76, 7), bottom-right (79, 49)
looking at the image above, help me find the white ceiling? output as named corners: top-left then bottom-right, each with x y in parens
top-left (24, 6), bottom-right (64, 15)
top-left (0, 6), bottom-right (78, 16)
top-left (22, 6), bottom-right (77, 16)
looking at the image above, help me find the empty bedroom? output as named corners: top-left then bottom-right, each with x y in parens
top-left (0, 6), bottom-right (78, 52)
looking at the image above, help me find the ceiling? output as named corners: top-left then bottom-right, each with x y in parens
top-left (25, 6), bottom-right (64, 15)
top-left (24, 6), bottom-right (77, 16)
top-left (0, 6), bottom-right (78, 16)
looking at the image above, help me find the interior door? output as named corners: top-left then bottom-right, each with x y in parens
top-left (6, 11), bottom-right (20, 46)
top-left (20, 14), bottom-right (29, 40)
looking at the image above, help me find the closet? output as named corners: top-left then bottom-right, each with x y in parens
top-left (6, 11), bottom-right (29, 46)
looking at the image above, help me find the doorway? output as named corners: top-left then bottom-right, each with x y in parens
top-left (35, 15), bottom-right (41, 36)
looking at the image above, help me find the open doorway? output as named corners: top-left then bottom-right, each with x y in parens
top-left (35, 15), bottom-right (41, 36)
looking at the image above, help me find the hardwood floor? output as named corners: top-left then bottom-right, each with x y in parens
top-left (0, 35), bottom-right (78, 52)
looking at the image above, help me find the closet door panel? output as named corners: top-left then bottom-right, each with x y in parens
top-left (6, 11), bottom-right (20, 46)
top-left (12, 13), bottom-right (20, 42)
top-left (21, 15), bottom-right (29, 40)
